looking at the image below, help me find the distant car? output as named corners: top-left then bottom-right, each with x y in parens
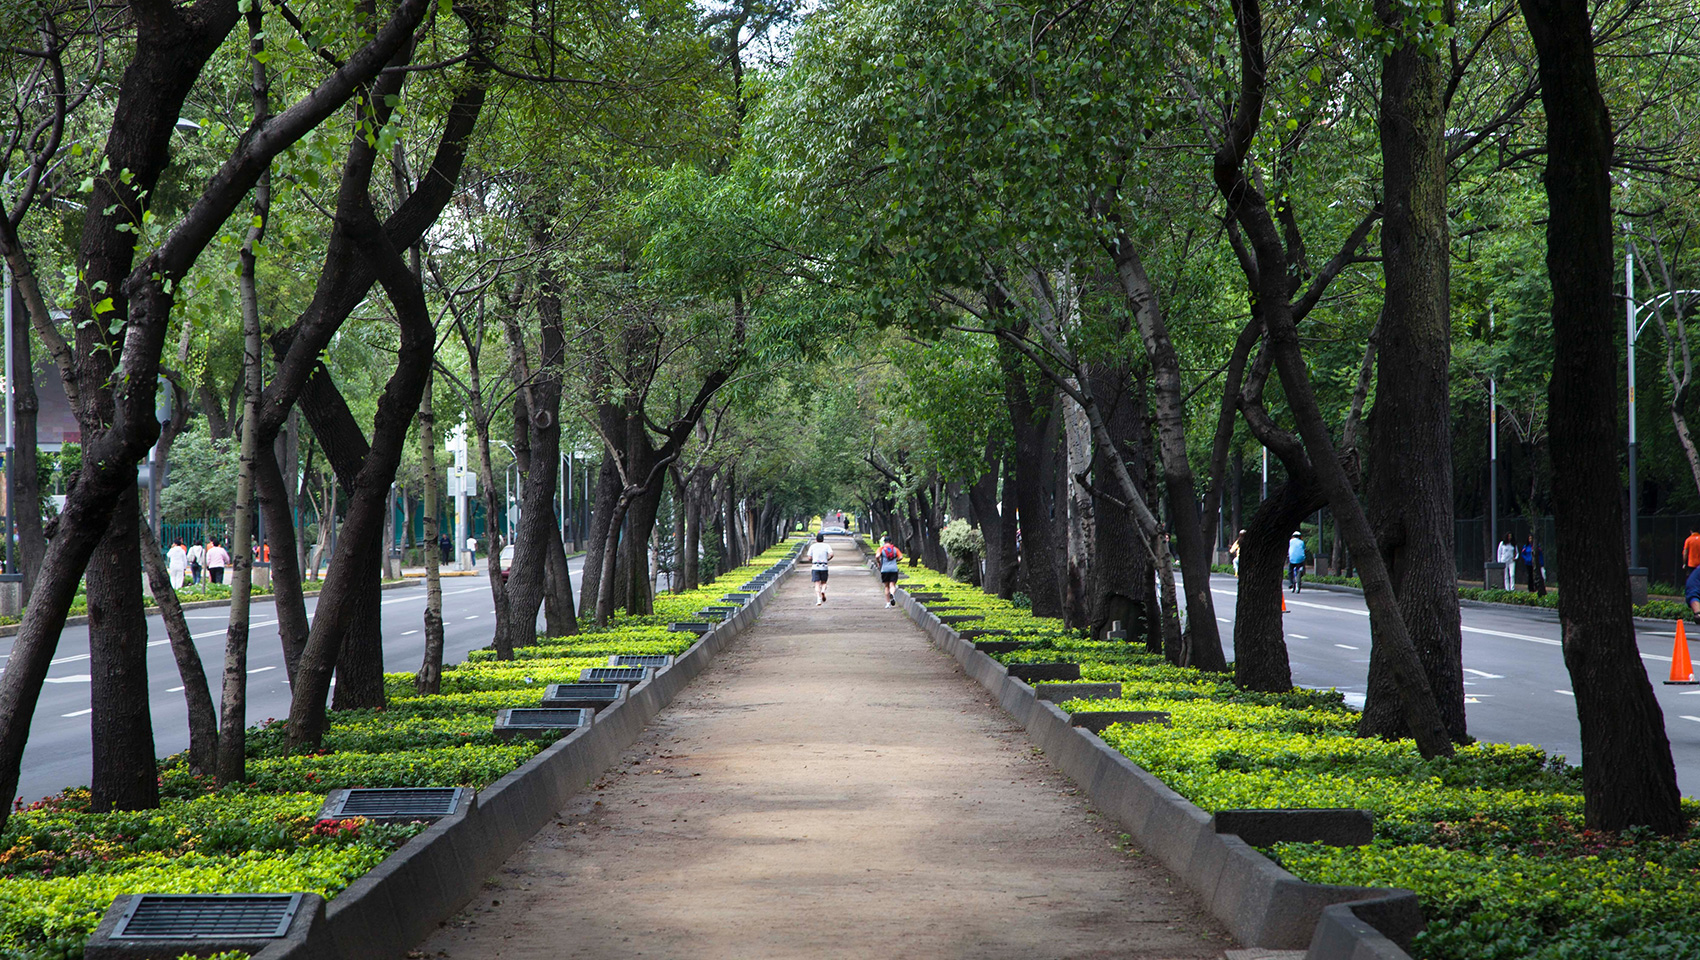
top-left (499, 544), bottom-right (514, 583)
top-left (821, 525), bottom-right (850, 536)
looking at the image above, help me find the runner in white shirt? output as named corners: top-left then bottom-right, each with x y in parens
top-left (808, 533), bottom-right (834, 605)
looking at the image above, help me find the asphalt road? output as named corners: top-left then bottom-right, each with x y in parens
top-left (3, 558), bottom-right (582, 805)
top-left (1205, 572), bottom-right (1700, 797)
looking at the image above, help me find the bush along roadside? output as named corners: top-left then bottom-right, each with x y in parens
top-left (893, 565), bottom-right (1700, 960)
top-left (0, 541), bottom-right (802, 960)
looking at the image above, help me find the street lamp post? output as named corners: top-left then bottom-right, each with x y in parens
top-left (1624, 236), bottom-right (1700, 583)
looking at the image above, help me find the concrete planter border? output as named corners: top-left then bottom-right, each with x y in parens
top-left (892, 585), bottom-right (1422, 960)
top-left (228, 548), bottom-right (801, 960)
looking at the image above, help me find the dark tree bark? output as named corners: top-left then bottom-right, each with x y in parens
top-left (578, 457), bottom-right (620, 613)
top-left (1085, 359), bottom-right (1149, 640)
top-left (543, 527), bottom-right (578, 635)
top-left (967, 446), bottom-right (1004, 596)
top-left (139, 522), bottom-right (218, 773)
top-left (256, 451), bottom-right (309, 684)
top-left (415, 370), bottom-right (446, 694)
top-left (10, 288), bottom-right (45, 605)
top-left (502, 257), bottom-right (569, 647)
top-left (1235, 474), bottom-right (1325, 692)
top-left (1361, 3), bottom-right (1467, 742)
top-left (1518, 0), bottom-right (1683, 833)
top-left (998, 337), bottom-right (1065, 616)
top-left (287, 214), bottom-right (435, 749)
top-left (1215, 0), bottom-right (1453, 758)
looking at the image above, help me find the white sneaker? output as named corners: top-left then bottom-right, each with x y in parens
top-left (886, 600), bottom-right (894, 608)
top-left (816, 598), bottom-right (824, 605)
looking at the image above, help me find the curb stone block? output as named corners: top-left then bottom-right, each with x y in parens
top-left (1070, 710), bottom-right (1171, 733)
top-left (1034, 682), bottom-right (1122, 702)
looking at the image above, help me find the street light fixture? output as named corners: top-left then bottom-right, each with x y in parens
top-left (1624, 237), bottom-right (1700, 574)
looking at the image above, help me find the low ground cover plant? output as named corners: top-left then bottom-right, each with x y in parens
top-left (893, 566), bottom-right (1700, 960)
top-left (0, 541), bottom-right (801, 960)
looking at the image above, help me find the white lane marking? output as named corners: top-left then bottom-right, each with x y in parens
top-left (1556, 689), bottom-right (1575, 696)
top-left (401, 630), bottom-right (419, 636)
top-left (1334, 643), bottom-right (1357, 650)
top-left (185, 615), bottom-right (227, 620)
top-left (167, 686), bottom-right (185, 693)
top-left (62, 708), bottom-right (91, 717)
top-left (1463, 668), bottom-right (1504, 679)
top-left (1288, 634), bottom-right (1309, 640)
top-left (247, 666), bottom-right (276, 675)
top-left (380, 585), bottom-right (485, 606)
top-left (50, 654), bottom-right (90, 665)
top-left (45, 674), bottom-right (91, 683)
top-left (1681, 691), bottom-right (1700, 695)
top-left (464, 616), bottom-right (477, 620)
top-left (1217, 618), bottom-right (1231, 624)
top-left (192, 619), bottom-right (277, 640)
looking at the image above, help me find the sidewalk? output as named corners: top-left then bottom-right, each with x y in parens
top-left (417, 546), bottom-right (1232, 959)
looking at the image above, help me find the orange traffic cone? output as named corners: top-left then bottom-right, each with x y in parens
top-left (1666, 620), bottom-right (1699, 685)
top-left (1281, 594), bottom-right (1288, 614)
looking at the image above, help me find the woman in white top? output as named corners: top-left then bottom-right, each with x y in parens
top-left (166, 539), bottom-right (188, 590)
top-left (808, 533), bottom-right (834, 605)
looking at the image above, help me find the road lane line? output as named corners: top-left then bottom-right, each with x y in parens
top-left (1334, 643), bottom-right (1358, 650)
top-left (1289, 634), bottom-right (1309, 639)
top-left (44, 675), bottom-right (91, 683)
top-left (167, 686), bottom-right (185, 692)
top-left (50, 654), bottom-right (90, 665)
top-left (1683, 716), bottom-right (1700, 723)
top-left (61, 708), bottom-right (91, 718)
top-left (402, 630), bottom-right (419, 636)
top-left (247, 666), bottom-right (276, 675)
top-left (1556, 689), bottom-right (1575, 696)
top-left (1463, 669), bottom-right (1504, 679)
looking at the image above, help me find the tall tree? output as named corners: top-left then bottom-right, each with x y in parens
top-left (1517, 0), bottom-right (1683, 832)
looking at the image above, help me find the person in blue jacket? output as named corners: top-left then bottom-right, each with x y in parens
top-left (1287, 531), bottom-right (1307, 593)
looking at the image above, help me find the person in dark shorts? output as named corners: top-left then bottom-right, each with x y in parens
top-left (808, 533), bottom-right (834, 605)
top-left (1686, 564), bottom-right (1700, 624)
top-left (875, 536), bottom-right (903, 607)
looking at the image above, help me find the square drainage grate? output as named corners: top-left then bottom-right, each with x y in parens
top-left (114, 893), bottom-right (303, 940)
top-left (580, 666), bottom-right (653, 684)
top-left (670, 622), bottom-right (713, 633)
top-left (494, 708), bottom-right (590, 741)
top-left (609, 654), bottom-right (675, 669)
top-left (322, 787), bottom-right (466, 821)
top-left (542, 682), bottom-right (625, 709)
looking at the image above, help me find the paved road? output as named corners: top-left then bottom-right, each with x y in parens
top-left (3, 559), bottom-right (582, 805)
top-left (1205, 573), bottom-right (1700, 796)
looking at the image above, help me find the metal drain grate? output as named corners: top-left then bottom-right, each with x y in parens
top-left (324, 787), bottom-right (465, 820)
top-left (497, 708), bottom-right (590, 727)
top-left (580, 666), bottom-right (652, 684)
top-left (542, 682), bottom-right (625, 707)
top-left (114, 894), bottom-right (302, 940)
top-left (609, 654), bottom-right (674, 668)
top-left (670, 622), bottom-right (713, 633)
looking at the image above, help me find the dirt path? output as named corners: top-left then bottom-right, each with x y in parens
top-left (416, 541), bottom-right (1234, 959)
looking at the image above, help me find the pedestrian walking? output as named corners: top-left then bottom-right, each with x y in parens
top-left (1529, 538), bottom-right (1548, 598)
top-left (166, 539), bottom-right (188, 590)
top-left (1496, 533), bottom-right (1517, 590)
top-left (808, 533), bottom-right (834, 605)
top-left (465, 535), bottom-right (477, 567)
top-left (1520, 536), bottom-right (1536, 591)
top-left (1229, 529), bottom-right (1245, 577)
top-left (205, 539), bottom-right (230, 585)
top-left (186, 540), bottom-right (205, 585)
top-left (875, 536), bottom-right (903, 607)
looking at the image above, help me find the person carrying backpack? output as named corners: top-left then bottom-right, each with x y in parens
top-left (1287, 531), bottom-right (1307, 593)
top-left (876, 536), bottom-right (903, 607)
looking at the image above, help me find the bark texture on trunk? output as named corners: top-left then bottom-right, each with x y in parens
top-left (416, 370), bottom-right (445, 694)
top-left (999, 339), bottom-right (1065, 616)
top-left (1085, 360), bottom-right (1148, 640)
top-left (1235, 474), bottom-right (1324, 692)
top-left (1519, 0), bottom-right (1683, 832)
top-left (87, 493), bottom-right (157, 812)
top-left (1361, 4), bottom-right (1466, 741)
top-left (140, 522), bottom-right (218, 773)
top-left (10, 288), bottom-right (45, 605)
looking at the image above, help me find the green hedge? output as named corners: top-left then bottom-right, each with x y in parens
top-left (893, 566), bottom-right (1700, 960)
top-left (0, 542), bottom-right (802, 960)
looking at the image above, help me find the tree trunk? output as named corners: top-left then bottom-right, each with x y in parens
top-left (1000, 341), bottom-right (1065, 616)
top-left (10, 288), bottom-right (45, 605)
top-left (1235, 475), bottom-right (1325, 692)
top-left (1102, 230), bottom-right (1227, 668)
top-left (543, 527), bottom-right (578, 636)
top-left (1361, 3), bottom-right (1467, 741)
top-left (1085, 361), bottom-right (1148, 640)
top-left (967, 448), bottom-right (1003, 596)
top-left (473, 392), bottom-right (511, 656)
top-left (416, 370), bottom-right (445, 694)
top-left (139, 522), bottom-right (218, 773)
top-left (86, 492), bottom-right (158, 813)
top-left (579, 457), bottom-right (619, 613)
top-left (1519, 0), bottom-right (1683, 833)
top-left (257, 451), bottom-right (309, 684)
top-left (682, 472), bottom-right (703, 590)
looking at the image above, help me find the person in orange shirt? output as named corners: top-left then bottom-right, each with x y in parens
top-left (1684, 524), bottom-right (1700, 582)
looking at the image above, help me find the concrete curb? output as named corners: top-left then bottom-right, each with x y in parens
top-left (0, 578), bottom-right (420, 638)
top-left (893, 585), bottom-right (1420, 960)
top-left (244, 545), bottom-right (803, 960)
